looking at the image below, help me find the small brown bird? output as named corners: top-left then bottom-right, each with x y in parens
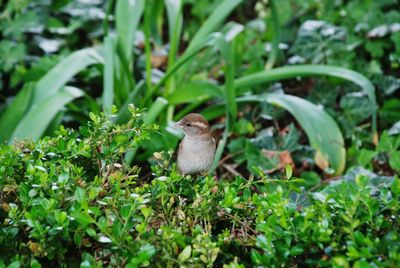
top-left (175, 113), bottom-right (216, 175)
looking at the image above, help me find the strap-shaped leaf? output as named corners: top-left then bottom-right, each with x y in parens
top-left (34, 48), bottom-right (103, 105)
top-left (10, 87), bottom-right (84, 143)
top-left (0, 83), bottom-right (34, 143)
top-left (235, 65), bottom-right (377, 140)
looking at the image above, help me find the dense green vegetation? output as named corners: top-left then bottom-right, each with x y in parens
top-left (0, 0), bottom-right (399, 266)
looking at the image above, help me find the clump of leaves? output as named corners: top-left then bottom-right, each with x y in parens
top-left (0, 105), bottom-right (157, 266)
top-left (0, 109), bottom-right (399, 267)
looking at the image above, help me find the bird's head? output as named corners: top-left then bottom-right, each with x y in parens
top-left (175, 113), bottom-right (210, 137)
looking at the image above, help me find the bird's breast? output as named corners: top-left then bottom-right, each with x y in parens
top-left (177, 136), bottom-right (215, 175)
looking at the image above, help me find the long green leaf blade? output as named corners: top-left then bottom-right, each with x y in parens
top-left (234, 65), bottom-right (377, 139)
top-left (10, 86), bottom-right (84, 143)
top-left (115, 0), bottom-right (144, 64)
top-left (167, 81), bottom-right (223, 104)
top-left (164, 0), bottom-right (183, 120)
top-left (267, 93), bottom-right (345, 175)
top-left (103, 35), bottom-right (115, 112)
top-left (235, 65), bottom-right (376, 103)
top-left (186, 0), bottom-right (243, 52)
top-left (33, 48), bottom-right (103, 105)
top-left (143, 97), bottom-right (168, 125)
top-left (0, 83), bottom-right (34, 143)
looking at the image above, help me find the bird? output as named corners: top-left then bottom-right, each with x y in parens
top-left (175, 113), bottom-right (216, 175)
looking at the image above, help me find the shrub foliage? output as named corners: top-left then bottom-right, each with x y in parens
top-left (0, 110), bottom-right (399, 267)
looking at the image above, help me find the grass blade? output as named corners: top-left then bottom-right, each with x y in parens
top-left (10, 86), bottom-right (84, 143)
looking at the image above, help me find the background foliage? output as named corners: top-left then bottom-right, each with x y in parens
top-left (0, 0), bottom-right (399, 266)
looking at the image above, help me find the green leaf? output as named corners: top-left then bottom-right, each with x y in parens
top-left (0, 83), bottom-right (34, 143)
top-left (340, 92), bottom-right (372, 125)
top-left (120, 205), bottom-right (132, 219)
top-left (379, 99), bottom-right (400, 126)
top-left (167, 81), bottom-right (223, 104)
top-left (165, 0), bottom-right (183, 68)
top-left (291, 20), bottom-right (346, 64)
top-left (128, 244), bottom-right (156, 267)
top-left (353, 260), bottom-right (373, 268)
top-left (115, 0), bottom-right (144, 64)
top-left (103, 35), bottom-right (115, 112)
top-left (267, 94), bottom-right (345, 175)
top-left (265, 0), bottom-right (281, 68)
top-left (33, 48), bottom-right (103, 105)
top-left (186, 0), bottom-right (243, 52)
top-left (10, 87), bottom-right (84, 143)
top-left (285, 164), bottom-right (293, 179)
top-left (208, 34), bottom-right (237, 173)
top-left (178, 245), bottom-right (192, 262)
top-left (141, 207), bottom-right (152, 219)
top-left (74, 187), bottom-right (88, 209)
top-left (391, 177), bottom-right (400, 196)
top-left (356, 149), bottom-right (377, 167)
top-left (86, 228), bottom-right (96, 237)
top-left (389, 151), bottom-right (400, 171)
top-left (300, 171), bottom-right (321, 187)
top-left (377, 131), bottom-right (393, 153)
top-left (72, 211), bottom-right (94, 225)
top-left (234, 65), bottom-right (378, 139)
top-left (143, 97), bottom-right (168, 125)
top-left (332, 256), bottom-right (349, 268)
top-left (229, 93), bottom-right (345, 175)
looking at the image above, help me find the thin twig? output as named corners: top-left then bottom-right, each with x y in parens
top-left (218, 208), bottom-right (257, 235)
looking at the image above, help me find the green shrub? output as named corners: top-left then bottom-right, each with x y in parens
top-left (0, 110), bottom-right (399, 267)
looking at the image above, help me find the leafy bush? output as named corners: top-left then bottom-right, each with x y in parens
top-left (1, 110), bottom-right (399, 267)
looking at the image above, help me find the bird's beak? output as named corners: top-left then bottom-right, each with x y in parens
top-left (175, 120), bottom-right (184, 129)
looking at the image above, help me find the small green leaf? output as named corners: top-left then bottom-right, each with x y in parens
top-left (285, 164), bottom-right (293, 179)
top-left (141, 207), bottom-right (152, 219)
top-left (353, 260), bottom-right (373, 268)
top-left (389, 151), bottom-right (400, 171)
top-left (72, 211), bottom-right (94, 225)
top-left (74, 231), bottom-right (83, 246)
top-left (74, 187), bottom-right (88, 209)
top-left (391, 176), bottom-right (400, 196)
top-left (86, 228), bottom-right (96, 237)
top-left (120, 205), bottom-right (132, 219)
top-left (178, 245), bottom-right (192, 262)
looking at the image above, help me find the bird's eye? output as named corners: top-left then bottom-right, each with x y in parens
top-left (185, 123), bottom-right (191, 127)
